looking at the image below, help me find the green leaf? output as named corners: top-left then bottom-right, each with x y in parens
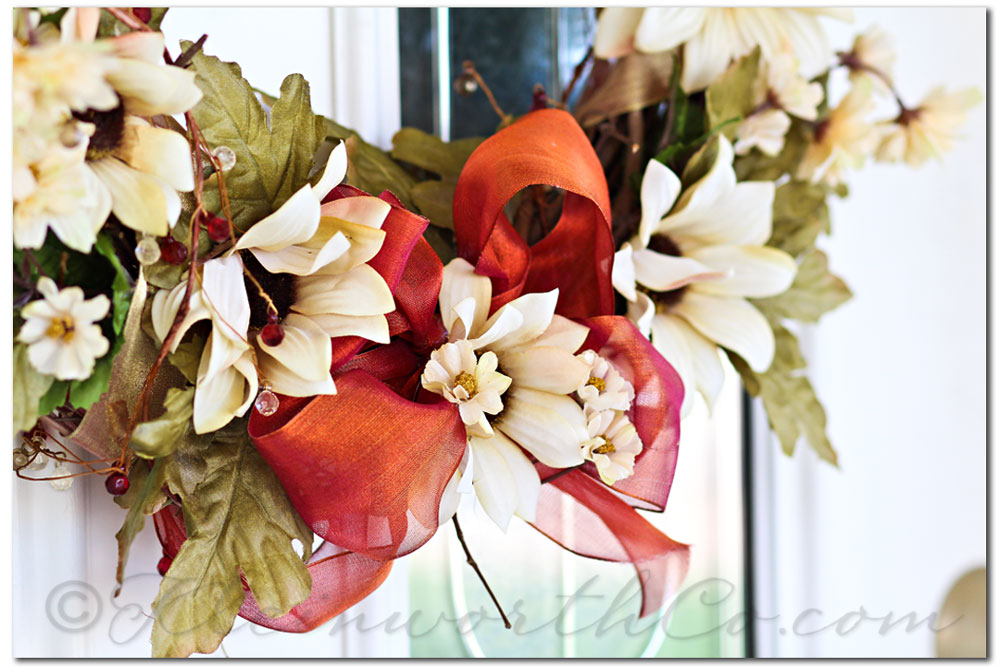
top-left (705, 46), bottom-right (760, 141)
top-left (390, 128), bottom-right (483, 229)
top-left (13, 344), bottom-right (55, 436)
top-left (573, 50), bottom-right (676, 128)
top-left (324, 119), bottom-right (417, 208)
top-left (152, 430), bottom-right (313, 657)
top-left (114, 459), bottom-right (168, 595)
top-left (94, 233), bottom-right (133, 336)
top-left (753, 249), bottom-right (852, 323)
top-left (131, 387), bottom-right (196, 459)
top-left (185, 47), bottom-right (325, 229)
top-left (167, 335), bottom-right (204, 384)
top-left (727, 325), bottom-right (838, 465)
top-left (97, 8), bottom-right (169, 37)
top-left (768, 181), bottom-right (830, 257)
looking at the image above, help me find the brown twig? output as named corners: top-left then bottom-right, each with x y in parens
top-left (561, 46), bottom-right (593, 106)
top-left (452, 515), bottom-right (512, 629)
top-left (462, 60), bottom-right (507, 122)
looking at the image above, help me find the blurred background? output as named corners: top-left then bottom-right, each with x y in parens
top-left (13, 7), bottom-right (986, 658)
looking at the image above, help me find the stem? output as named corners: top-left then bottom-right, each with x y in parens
top-left (561, 46), bottom-right (593, 106)
top-left (462, 61), bottom-right (507, 122)
top-left (105, 7), bottom-right (151, 32)
top-left (452, 515), bottom-right (512, 629)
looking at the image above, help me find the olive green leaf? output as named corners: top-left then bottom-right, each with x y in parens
top-left (391, 128), bottom-right (483, 229)
top-left (151, 430), bottom-right (313, 658)
top-left (97, 8), bottom-right (168, 37)
top-left (753, 248), bottom-right (852, 323)
top-left (680, 133), bottom-right (722, 190)
top-left (728, 325), bottom-right (838, 465)
top-left (185, 46), bottom-right (326, 229)
top-left (706, 46), bottom-right (760, 141)
top-left (13, 344), bottom-right (55, 437)
top-left (324, 119), bottom-right (417, 208)
top-left (131, 387), bottom-right (196, 459)
top-left (767, 181), bottom-right (831, 257)
top-left (573, 50), bottom-right (676, 128)
top-left (94, 233), bottom-right (133, 336)
top-left (114, 459), bottom-right (168, 596)
top-left (167, 335), bottom-right (204, 384)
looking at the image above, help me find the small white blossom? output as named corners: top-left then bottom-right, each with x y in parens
top-left (582, 409), bottom-right (643, 486)
top-left (575, 349), bottom-right (635, 413)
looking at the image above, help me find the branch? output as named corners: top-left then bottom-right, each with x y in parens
top-left (452, 515), bottom-right (512, 629)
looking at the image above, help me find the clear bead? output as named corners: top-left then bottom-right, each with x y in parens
top-left (49, 462), bottom-right (74, 491)
top-left (27, 452), bottom-right (49, 472)
top-left (59, 122), bottom-right (85, 148)
top-left (212, 146), bottom-right (237, 171)
top-left (134, 235), bottom-right (161, 265)
top-left (254, 388), bottom-right (279, 416)
top-left (13, 449), bottom-right (29, 470)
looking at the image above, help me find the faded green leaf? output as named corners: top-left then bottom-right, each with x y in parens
top-left (706, 47), bottom-right (760, 141)
top-left (680, 133), bottom-right (722, 190)
top-left (151, 429), bottom-right (313, 657)
top-left (94, 233), bottom-right (133, 335)
top-left (114, 459), bottom-right (168, 596)
top-left (391, 128), bottom-right (483, 229)
top-left (97, 8), bottom-right (168, 37)
top-left (754, 249), bottom-right (852, 323)
top-left (13, 344), bottom-right (55, 436)
top-left (186, 48), bottom-right (326, 229)
top-left (728, 324), bottom-right (838, 465)
top-left (167, 336), bottom-right (204, 384)
top-left (131, 387), bottom-right (195, 459)
top-left (768, 181), bottom-right (830, 257)
top-left (574, 50), bottom-right (676, 128)
top-left (325, 119), bottom-right (417, 208)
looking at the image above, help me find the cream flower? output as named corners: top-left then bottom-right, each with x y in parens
top-left (18, 277), bottom-right (110, 381)
top-left (421, 340), bottom-right (512, 437)
top-left (575, 349), bottom-right (634, 413)
top-left (66, 19), bottom-right (202, 237)
top-left (594, 7), bottom-right (852, 92)
top-left (425, 257), bottom-right (599, 530)
top-left (735, 51), bottom-right (823, 157)
top-left (582, 409), bottom-right (643, 486)
top-left (839, 26), bottom-right (896, 95)
top-left (875, 87), bottom-right (982, 167)
top-left (612, 137), bottom-right (795, 414)
top-left (797, 79), bottom-right (878, 186)
top-left (13, 143), bottom-right (111, 253)
top-left (152, 144), bottom-right (393, 431)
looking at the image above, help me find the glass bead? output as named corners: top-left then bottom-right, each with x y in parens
top-left (454, 73), bottom-right (479, 97)
top-left (255, 388), bottom-right (279, 416)
top-left (212, 145), bottom-right (237, 171)
top-left (13, 449), bottom-right (29, 470)
top-left (59, 122), bottom-right (85, 148)
top-left (134, 235), bottom-right (161, 265)
top-left (49, 462), bottom-right (73, 491)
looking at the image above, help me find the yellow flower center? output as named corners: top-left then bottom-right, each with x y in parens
top-left (593, 437), bottom-right (616, 455)
top-left (586, 375), bottom-right (606, 392)
top-left (46, 316), bottom-right (75, 341)
top-left (454, 371), bottom-right (477, 396)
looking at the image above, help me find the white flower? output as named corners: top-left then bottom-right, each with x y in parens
top-left (875, 86), bottom-right (982, 168)
top-left (18, 277), bottom-right (110, 381)
top-left (841, 25), bottom-right (896, 95)
top-left (797, 79), bottom-right (878, 186)
top-left (152, 144), bottom-right (393, 432)
top-left (611, 136), bottom-right (795, 414)
top-left (13, 143), bottom-right (111, 253)
top-left (581, 409), bottom-right (643, 486)
top-left (426, 257), bottom-right (598, 530)
top-left (422, 340), bottom-right (512, 437)
top-left (734, 51), bottom-right (822, 158)
top-left (575, 349), bottom-right (634, 413)
top-left (593, 7), bottom-right (852, 92)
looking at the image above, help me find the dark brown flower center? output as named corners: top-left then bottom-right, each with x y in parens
top-left (73, 96), bottom-right (126, 160)
top-left (241, 251), bottom-right (297, 328)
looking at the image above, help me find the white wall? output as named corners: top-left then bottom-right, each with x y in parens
top-left (754, 8), bottom-right (986, 658)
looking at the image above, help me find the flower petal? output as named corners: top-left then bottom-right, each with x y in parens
top-left (256, 312), bottom-right (334, 385)
top-left (193, 349), bottom-right (257, 434)
top-left (498, 346), bottom-right (590, 395)
top-left (632, 248), bottom-right (728, 292)
top-left (313, 142), bottom-right (348, 201)
top-left (634, 8), bottom-right (708, 53)
top-left (312, 218), bottom-right (387, 275)
top-left (293, 264), bottom-right (394, 318)
top-left (319, 189), bottom-right (391, 230)
top-left (638, 159), bottom-right (682, 246)
top-left (627, 291), bottom-right (656, 338)
top-left (649, 313), bottom-right (696, 417)
top-left (680, 10), bottom-right (741, 91)
top-left (88, 158), bottom-right (172, 236)
top-left (480, 289), bottom-right (558, 352)
top-left (687, 245), bottom-right (796, 298)
top-left (107, 58), bottom-right (202, 116)
top-left (528, 315), bottom-right (590, 354)
top-left (439, 257), bottom-right (491, 337)
top-left (498, 388), bottom-right (588, 468)
top-left (251, 232), bottom-right (351, 277)
top-left (116, 121), bottom-right (195, 193)
top-left (593, 7), bottom-right (644, 58)
top-left (470, 434), bottom-right (518, 531)
top-left (674, 292), bottom-right (775, 372)
top-left (307, 312), bottom-right (389, 344)
top-left (151, 282), bottom-right (209, 349)
top-left (612, 243), bottom-right (638, 301)
top-left (200, 255), bottom-right (251, 345)
top-left (664, 181), bottom-right (775, 248)
top-left (235, 184), bottom-right (321, 252)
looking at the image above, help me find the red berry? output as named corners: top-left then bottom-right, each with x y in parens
top-left (105, 472), bottom-right (130, 496)
top-left (132, 7), bottom-right (152, 23)
top-left (160, 239), bottom-right (188, 265)
top-left (206, 215), bottom-right (230, 243)
top-left (157, 556), bottom-right (172, 577)
top-left (260, 323), bottom-right (285, 347)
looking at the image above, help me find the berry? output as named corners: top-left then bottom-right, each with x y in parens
top-left (157, 556), bottom-right (172, 577)
top-left (105, 472), bottom-right (130, 496)
top-left (206, 215), bottom-right (230, 243)
top-left (160, 239), bottom-right (188, 265)
top-left (260, 323), bottom-right (284, 347)
top-left (132, 7), bottom-right (152, 23)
